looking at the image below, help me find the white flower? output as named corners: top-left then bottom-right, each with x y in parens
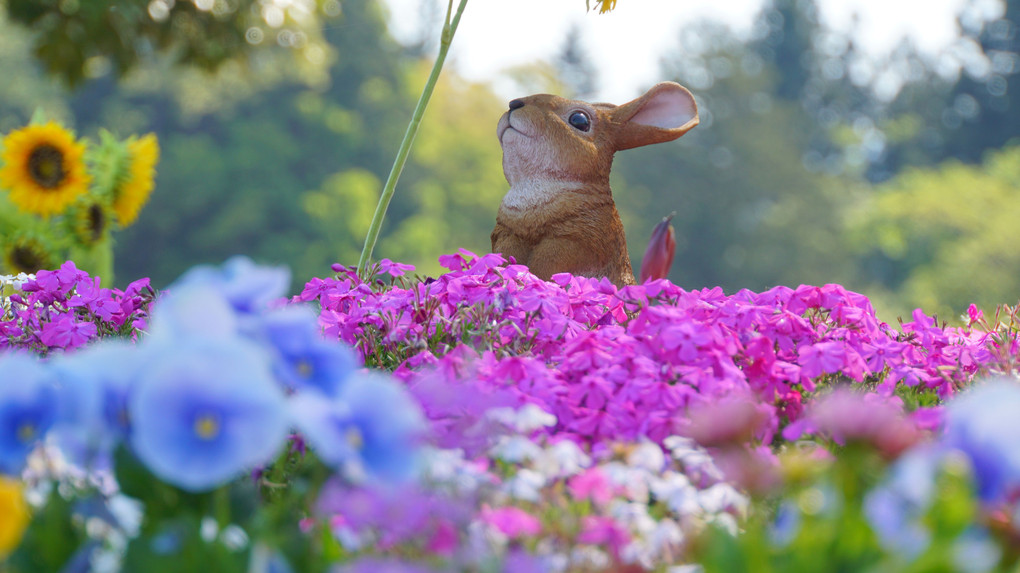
top-left (503, 468), bottom-right (546, 501)
top-left (663, 435), bottom-right (700, 457)
top-left (649, 518), bottom-right (685, 555)
top-left (668, 565), bottom-right (705, 573)
top-left (485, 404), bottom-right (556, 433)
top-left (533, 439), bottom-right (591, 478)
top-left (650, 471), bottom-right (701, 517)
top-left (707, 512), bottom-right (740, 536)
top-left (627, 439), bottom-right (666, 472)
top-left (107, 495), bottom-right (143, 537)
top-left (490, 435), bottom-right (543, 464)
top-left (570, 546), bottom-right (611, 570)
top-left (674, 449), bottom-right (724, 485)
top-left (610, 500), bottom-right (656, 534)
top-left (220, 525), bottom-right (250, 551)
top-left (698, 482), bottom-right (749, 517)
top-left (515, 403), bottom-right (558, 432)
top-left (601, 461), bottom-right (651, 503)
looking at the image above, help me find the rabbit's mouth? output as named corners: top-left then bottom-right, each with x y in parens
top-left (497, 113), bottom-right (533, 144)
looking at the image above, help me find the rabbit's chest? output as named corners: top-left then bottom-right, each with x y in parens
top-left (500, 180), bottom-right (587, 211)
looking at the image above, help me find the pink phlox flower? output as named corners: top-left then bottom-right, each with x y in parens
top-left (426, 519), bottom-right (459, 555)
top-left (376, 258), bottom-right (415, 278)
top-left (568, 467), bottom-right (614, 506)
top-left (860, 337), bottom-right (906, 372)
top-left (570, 406), bottom-right (620, 441)
top-left (479, 505), bottom-right (542, 539)
top-left (685, 393), bottom-right (774, 447)
top-left (800, 389), bottom-right (921, 457)
top-left (902, 308), bottom-right (940, 351)
top-left (567, 373), bottom-right (615, 411)
top-left (38, 315), bottom-right (97, 350)
top-left (797, 341), bottom-right (846, 380)
top-left (966, 304), bottom-right (984, 326)
top-left (577, 516), bottom-right (631, 560)
top-left (68, 277), bottom-right (120, 322)
top-left (660, 321), bottom-right (716, 362)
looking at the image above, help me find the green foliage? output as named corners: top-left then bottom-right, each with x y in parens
top-left (3, 0), bottom-right (338, 88)
top-left (693, 448), bottom-right (999, 573)
top-left (846, 146), bottom-right (1020, 319)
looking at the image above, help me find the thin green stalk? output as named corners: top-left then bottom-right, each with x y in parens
top-left (356, 0), bottom-right (469, 277)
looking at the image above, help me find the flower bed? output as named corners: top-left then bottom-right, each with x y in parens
top-left (2, 251), bottom-right (1020, 572)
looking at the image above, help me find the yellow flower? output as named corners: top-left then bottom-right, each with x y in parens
top-left (0, 122), bottom-right (91, 217)
top-left (0, 476), bottom-right (29, 558)
top-left (113, 134), bottom-right (159, 227)
top-left (598, 0), bottom-right (617, 13)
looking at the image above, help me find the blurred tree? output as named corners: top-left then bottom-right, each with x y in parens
top-left (939, 0), bottom-right (1020, 159)
top-left (2, 0), bottom-right (338, 87)
top-left (555, 24), bottom-right (599, 99)
top-left (846, 145), bottom-right (1020, 319)
top-left (873, 0), bottom-right (1017, 173)
top-left (612, 14), bottom-right (856, 294)
top-left (102, 0), bottom-right (412, 288)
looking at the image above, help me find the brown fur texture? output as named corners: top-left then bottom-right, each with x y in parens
top-left (491, 82), bottom-right (699, 287)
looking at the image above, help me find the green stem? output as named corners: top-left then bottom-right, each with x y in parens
top-left (356, 0), bottom-right (469, 277)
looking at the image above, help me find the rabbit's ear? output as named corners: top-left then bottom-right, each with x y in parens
top-left (612, 82), bottom-right (699, 151)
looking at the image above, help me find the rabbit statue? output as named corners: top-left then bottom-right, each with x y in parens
top-left (491, 82), bottom-right (699, 287)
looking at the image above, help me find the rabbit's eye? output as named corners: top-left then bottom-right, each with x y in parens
top-left (568, 111), bottom-right (591, 132)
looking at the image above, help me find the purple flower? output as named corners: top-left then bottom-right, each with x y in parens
top-left (49, 340), bottom-right (144, 469)
top-left (797, 341), bottom-right (845, 380)
top-left (332, 558), bottom-right (435, 573)
top-left (172, 255), bottom-right (290, 315)
top-left (783, 389), bottom-right (920, 458)
top-left (0, 353), bottom-right (59, 474)
top-left (147, 282), bottom-right (239, 341)
top-left (479, 505), bottom-right (542, 538)
top-left (577, 515), bottom-right (631, 559)
top-left (291, 372), bottom-right (424, 482)
top-left (38, 315), bottom-right (97, 350)
top-left (129, 338), bottom-right (290, 492)
top-left (255, 306), bottom-right (356, 396)
top-left (568, 467), bottom-right (614, 506)
top-left (943, 378), bottom-right (1020, 502)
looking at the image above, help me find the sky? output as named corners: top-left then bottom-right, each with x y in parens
top-left (379, 0), bottom-right (996, 102)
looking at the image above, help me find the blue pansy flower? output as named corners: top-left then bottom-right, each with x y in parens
top-left (944, 378), bottom-right (1020, 502)
top-left (255, 306), bottom-right (356, 396)
top-left (291, 372), bottom-right (424, 483)
top-left (147, 282), bottom-right (239, 342)
top-left (864, 444), bottom-right (942, 559)
top-left (0, 353), bottom-right (59, 475)
top-left (130, 337), bottom-right (290, 492)
top-left (50, 340), bottom-right (143, 470)
top-left (171, 256), bottom-right (290, 315)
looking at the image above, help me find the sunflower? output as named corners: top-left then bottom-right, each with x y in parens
top-left (2, 235), bottom-right (57, 275)
top-left (66, 198), bottom-right (110, 247)
top-left (113, 133), bottom-right (159, 227)
top-left (0, 122), bottom-right (91, 217)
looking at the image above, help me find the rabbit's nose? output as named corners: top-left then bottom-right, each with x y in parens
top-left (508, 99), bottom-right (525, 111)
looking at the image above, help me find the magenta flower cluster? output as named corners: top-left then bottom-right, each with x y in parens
top-left (298, 249), bottom-right (1015, 449)
top-left (1, 261), bottom-right (154, 353)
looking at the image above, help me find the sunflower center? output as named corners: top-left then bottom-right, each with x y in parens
top-left (194, 414), bottom-right (220, 440)
top-left (27, 144), bottom-right (67, 189)
top-left (7, 242), bottom-right (49, 274)
top-left (87, 204), bottom-right (105, 242)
